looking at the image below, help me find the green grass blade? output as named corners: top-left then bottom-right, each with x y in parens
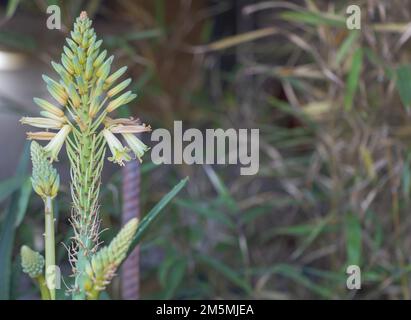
top-left (280, 10), bottom-right (345, 27)
top-left (344, 47), bottom-right (363, 111)
top-left (345, 212), bottom-right (362, 266)
top-left (6, 0), bottom-right (20, 18)
top-left (0, 192), bottom-right (19, 299)
top-left (273, 264), bottom-right (334, 298)
top-left (197, 254), bottom-right (253, 295)
top-left (336, 31), bottom-right (359, 65)
top-left (395, 64), bottom-right (411, 111)
top-left (163, 258), bottom-right (187, 299)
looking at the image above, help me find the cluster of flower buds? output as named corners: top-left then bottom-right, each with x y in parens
top-left (30, 141), bottom-right (60, 199)
top-left (20, 245), bottom-right (45, 279)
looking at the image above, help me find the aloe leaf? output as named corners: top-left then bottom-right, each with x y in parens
top-left (0, 142), bottom-right (30, 299)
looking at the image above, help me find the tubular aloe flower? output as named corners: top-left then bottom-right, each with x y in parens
top-left (122, 133), bottom-right (150, 162)
top-left (27, 131), bottom-right (57, 141)
top-left (44, 124), bottom-right (71, 161)
top-left (104, 116), bottom-right (140, 126)
top-left (110, 123), bottom-right (151, 134)
top-left (103, 128), bottom-right (131, 166)
top-left (20, 117), bottom-right (64, 129)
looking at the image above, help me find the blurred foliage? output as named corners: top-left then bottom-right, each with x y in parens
top-left (4, 0), bottom-right (411, 300)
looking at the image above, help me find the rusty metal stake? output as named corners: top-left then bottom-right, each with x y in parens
top-left (121, 159), bottom-right (140, 300)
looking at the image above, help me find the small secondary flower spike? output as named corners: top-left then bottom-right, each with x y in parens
top-left (20, 11), bottom-right (151, 300)
top-left (21, 245), bottom-right (45, 279)
top-left (20, 246), bottom-right (51, 300)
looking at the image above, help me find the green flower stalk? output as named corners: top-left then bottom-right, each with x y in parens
top-left (21, 11), bottom-right (151, 299)
top-left (20, 245), bottom-right (50, 300)
top-left (30, 141), bottom-right (59, 300)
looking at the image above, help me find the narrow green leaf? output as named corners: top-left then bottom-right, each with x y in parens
top-left (344, 47), bottom-right (362, 111)
top-left (402, 153), bottom-right (411, 201)
top-left (0, 142), bottom-right (30, 299)
top-left (0, 192), bottom-right (19, 299)
top-left (155, 0), bottom-right (166, 30)
top-left (128, 177), bottom-right (189, 251)
top-left (175, 198), bottom-right (235, 228)
top-left (292, 216), bottom-right (330, 258)
top-left (336, 31), bottom-right (359, 64)
top-left (163, 258), bottom-right (187, 299)
top-left (396, 64), bottom-right (411, 111)
top-left (203, 165), bottom-right (237, 212)
top-left (0, 176), bottom-right (25, 203)
top-left (15, 178), bottom-right (32, 227)
top-left (273, 264), bottom-right (334, 298)
top-left (158, 254), bottom-right (180, 287)
top-left (280, 11), bottom-right (345, 27)
top-left (197, 254), bottom-right (252, 294)
top-left (6, 0), bottom-right (20, 18)
top-left (345, 212), bottom-right (362, 266)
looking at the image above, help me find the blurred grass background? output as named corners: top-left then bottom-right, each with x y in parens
top-left (2, 0), bottom-right (411, 299)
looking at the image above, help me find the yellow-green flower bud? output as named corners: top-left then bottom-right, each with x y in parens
top-left (96, 56), bottom-right (113, 80)
top-left (107, 78), bottom-right (131, 98)
top-left (86, 38), bottom-right (96, 55)
top-left (43, 75), bottom-right (68, 105)
top-left (68, 84), bottom-right (81, 108)
top-left (105, 66), bottom-right (127, 88)
top-left (93, 49), bottom-right (107, 69)
top-left (85, 56), bottom-right (94, 80)
top-left (106, 91), bottom-right (135, 113)
top-left (61, 53), bottom-right (74, 74)
top-left (21, 245), bottom-right (45, 279)
top-left (72, 56), bottom-right (82, 75)
top-left (63, 46), bottom-right (74, 59)
top-left (66, 38), bottom-right (77, 53)
top-left (31, 141), bottom-right (60, 199)
top-left (33, 98), bottom-right (64, 118)
top-left (52, 64), bottom-right (72, 89)
top-left (71, 31), bottom-right (82, 44)
top-left (39, 111), bottom-right (63, 121)
top-left (76, 75), bottom-right (87, 95)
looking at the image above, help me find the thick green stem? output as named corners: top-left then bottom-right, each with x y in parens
top-left (36, 275), bottom-right (51, 300)
top-left (44, 196), bottom-right (56, 300)
top-left (71, 132), bottom-right (104, 300)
